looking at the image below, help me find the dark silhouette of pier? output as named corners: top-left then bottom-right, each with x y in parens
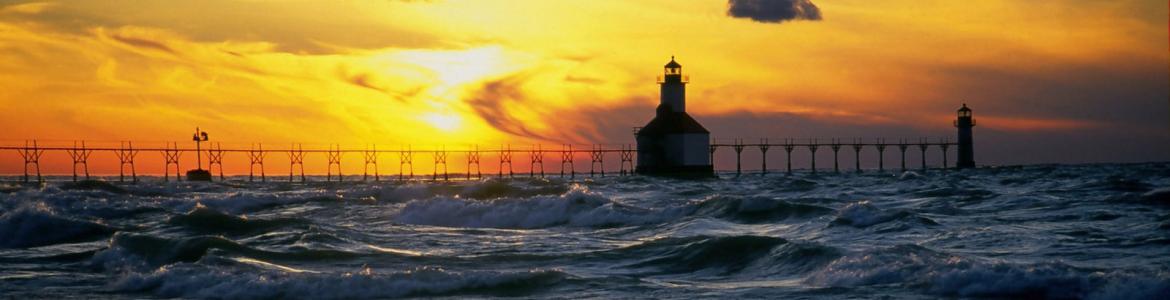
top-left (3, 137), bottom-right (958, 183)
top-left (710, 137), bottom-right (957, 175)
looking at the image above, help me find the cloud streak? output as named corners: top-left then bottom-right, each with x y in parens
top-left (727, 0), bottom-right (822, 23)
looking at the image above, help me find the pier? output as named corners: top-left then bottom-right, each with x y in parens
top-left (2, 137), bottom-right (957, 183)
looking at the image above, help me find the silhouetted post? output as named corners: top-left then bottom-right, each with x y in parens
top-left (499, 145), bottom-right (514, 178)
top-left (590, 144), bottom-right (605, 177)
top-left (620, 145), bottom-right (635, 175)
top-left (560, 144), bottom-right (574, 178)
top-left (830, 139), bottom-right (841, 173)
top-left (289, 143), bottom-right (306, 182)
top-left (852, 139), bottom-right (862, 173)
top-left (18, 140), bottom-right (45, 183)
top-left (955, 104), bottom-right (976, 168)
top-left (918, 139), bottom-right (928, 170)
top-left (899, 140), bottom-right (908, 172)
top-left (208, 142), bottom-right (225, 181)
top-left (467, 145), bottom-right (482, 180)
top-left (249, 143), bottom-right (266, 182)
top-left (433, 147), bottom-right (448, 181)
top-left (117, 141), bottom-right (138, 182)
top-left (162, 142), bottom-right (181, 181)
top-left (67, 141), bottom-right (92, 182)
top-left (733, 139), bottom-right (744, 176)
top-left (759, 138), bottom-right (770, 174)
top-left (399, 145), bottom-right (413, 182)
top-left (784, 140), bottom-right (794, 174)
top-left (530, 145), bottom-right (545, 177)
top-left (940, 139), bottom-right (950, 169)
top-left (363, 145), bottom-right (378, 181)
top-left (709, 144), bottom-right (717, 171)
top-left (876, 140), bottom-right (886, 172)
top-left (809, 139), bottom-right (819, 174)
top-left (327, 144), bottom-right (342, 182)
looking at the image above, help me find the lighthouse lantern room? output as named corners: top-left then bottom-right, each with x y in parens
top-left (636, 57), bottom-right (714, 176)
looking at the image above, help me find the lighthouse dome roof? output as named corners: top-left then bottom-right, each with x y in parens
top-left (664, 57), bottom-right (681, 68)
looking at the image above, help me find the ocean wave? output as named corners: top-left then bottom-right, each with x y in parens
top-left (688, 196), bottom-right (833, 223)
top-left (189, 192), bottom-right (344, 214)
top-left (615, 235), bottom-right (840, 276)
top-left (392, 185), bottom-right (665, 229)
top-left (92, 232), bottom-right (386, 271)
top-left (0, 203), bottom-right (113, 248)
top-left (392, 187), bottom-right (838, 229)
top-left (1140, 187), bottom-right (1170, 205)
top-left (806, 244), bottom-right (1170, 299)
top-left (167, 204), bottom-right (310, 235)
top-left (374, 178), bottom-right (571, 203)
top-left (110, 264), bottom-right (568, 299)
top-left (59, 180), bottom-right (129, 194)
top-left (831, 200), bottom-right (937, 228)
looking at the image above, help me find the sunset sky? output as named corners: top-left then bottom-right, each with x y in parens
top-left (1, 0), bottom-right (1167, 174)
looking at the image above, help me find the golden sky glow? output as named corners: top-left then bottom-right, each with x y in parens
top-left (1, 0), bottom-right (1167, 173)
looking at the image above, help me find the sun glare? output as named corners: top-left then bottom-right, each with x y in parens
top-left (422, 112), bottom-right (463, 132)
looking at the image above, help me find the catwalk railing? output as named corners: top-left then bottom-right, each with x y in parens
top-left (2, 137), bottom-right (956, 182)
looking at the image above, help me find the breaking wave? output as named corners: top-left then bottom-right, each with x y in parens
top-left (0, 203), bottom-right (113, 248)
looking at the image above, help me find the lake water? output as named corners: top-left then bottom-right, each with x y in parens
top-left (2, 163), bottom-right (1169, 299)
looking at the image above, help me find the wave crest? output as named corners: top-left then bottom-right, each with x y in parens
top-left (392, 185), bottom-right (660, 229)
top-left (0, 203), bottom-right (112, 248)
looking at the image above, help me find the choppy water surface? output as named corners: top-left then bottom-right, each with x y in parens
top-left (2, 164), bottom-right (1169, 299)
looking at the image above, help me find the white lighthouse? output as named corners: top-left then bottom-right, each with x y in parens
top-left (635, 57), bottom-right (713, 176)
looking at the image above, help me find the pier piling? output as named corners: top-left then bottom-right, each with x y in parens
top-left (433, 147), bottom-right (448, 181)
top-left (326, 144), bottom-right (342, 182)
top-left (208, 142), bottom-right (225, 181)
top-left (830, 139), bottom-right (841, 173)
top-left (784, 141), bottom-right (794, 174)
top-left (18, 140), bottom-right (44, 183)
top-left (899, 140), bottom-right (909, 172)
top-left (398, 145), bottom-right (413, 182)
top-left (590, 145), bottom-right (605, 177)
top-left (530, 145), bottom-right (545, 178)
top-left (363, 145), bottom-right (379, 182)
top-left (809, 139), bottom-right (819, 174)
top-left (116, 141), bottom-right (138, 182)
top-left (560, 144), bottom-right (574, 178)
top-left (733, 139), bottom-right (744, 176)
top-left (759, 138), bottom-right (770, 174)
top-left (67, 141), bottom-right (91, 182)
top-left (467, 145), bottom-right (482, 180)
top-left (499, 145), bottom-right (514, 178)
top-left (289, 144), bottom-right (305, 182)
top-left (249, 143), bottom-right (266, 182)
top-left (851, 140), bottom-right (862, 173)
top-left (620, 145), bottom-right (634, 175)
top-left (162, 142), bottom-right (181, 181)
top-left (918, 139), bottom-right (928, 170)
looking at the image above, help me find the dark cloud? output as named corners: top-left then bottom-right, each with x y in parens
top-left (727, 0), bottom-right (822, 23)
top-left (110, 34), bottom-right (175, 54)
top-left (467, 74), bottom-right (553, 141)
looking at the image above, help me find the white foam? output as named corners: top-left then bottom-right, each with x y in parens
top-left (392, 185), bottom-right (665, 229)
top-left (833, 201), bottom-right (899, 227)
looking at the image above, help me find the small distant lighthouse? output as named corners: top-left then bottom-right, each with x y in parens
top-left (955, 104), bottom-right (976, 168)
top-left (635, 57), bottom-right (714, 176)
